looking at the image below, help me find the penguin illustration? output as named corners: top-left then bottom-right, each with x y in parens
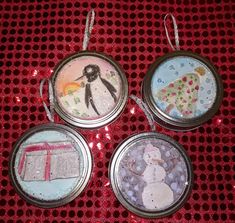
top-left (75, 64), bottom-right (117, 116)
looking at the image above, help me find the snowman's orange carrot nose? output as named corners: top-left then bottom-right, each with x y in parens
top-left (195, 66), bottom-right (206, 76)
top-left (152, 158), bottom-right (164, 164)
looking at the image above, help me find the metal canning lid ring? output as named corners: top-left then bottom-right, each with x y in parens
top-left (109, 132), bottom-right (193, 218)
top-left (143, 51), bottom-right (223, 131)
top-left (52, 51), bottom-right (128, 129)
top-left (9, 123), bottom-right (92, 208)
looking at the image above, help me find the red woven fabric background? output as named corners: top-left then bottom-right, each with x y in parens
top-left (0, 0), bottom-right (234, 222)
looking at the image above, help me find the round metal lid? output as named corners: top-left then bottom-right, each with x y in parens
top-left (109, 132), bottom-right (193, 218)
top-left (143, 51), bottom-right (223, 130)
top-left (9, 123), bottom-right (92, 208)
top-left (52, 51), bottom-right (128, 128)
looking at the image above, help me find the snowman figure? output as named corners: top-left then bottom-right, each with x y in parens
top-left (142, 144), bottom-right (174, 210)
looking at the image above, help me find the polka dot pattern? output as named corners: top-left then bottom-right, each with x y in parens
top-left (0, 0), bottom-right (234, 222)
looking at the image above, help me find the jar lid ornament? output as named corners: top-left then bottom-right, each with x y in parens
top-left (109, 96), bottom-right (193, 218)
top-left (9, 79), bottom-right (92, 208)
top-left (142, 14), bottom-right (223, 131)
top-left (52, 9), bottom-right (128, 128)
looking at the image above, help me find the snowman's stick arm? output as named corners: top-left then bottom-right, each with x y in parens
top-left (126, 160), bottom-right (143, 176)
top-left (128, 168), bottom-right (142, 176)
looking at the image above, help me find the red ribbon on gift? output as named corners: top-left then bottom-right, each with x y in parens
top-left (18, 142), bottom-right (74, 181)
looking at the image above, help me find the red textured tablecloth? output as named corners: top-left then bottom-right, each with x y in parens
top-left (0, 1), bottom-right (234, 222)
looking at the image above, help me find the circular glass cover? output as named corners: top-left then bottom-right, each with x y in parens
top-left (151, 56), bottom-right (217, 119)
top-left (10, 124), bottom-right (92, 207)
top-left (54, 54), bottom-right (122, 120)
top-left (110, 133), bottom-right (192, 218)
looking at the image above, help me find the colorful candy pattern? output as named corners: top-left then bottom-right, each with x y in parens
top-left (151, 56), bottom-right (217, 119)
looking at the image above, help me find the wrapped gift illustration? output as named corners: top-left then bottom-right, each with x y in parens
top-left (18, 141), bottom-right (80, 181)
top-left (156, 66), bottom-right (205, 118)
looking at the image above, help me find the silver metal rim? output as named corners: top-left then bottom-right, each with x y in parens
top-left (143, 51), bottom-right (223, 130)
top-left (9, 123), bottom-right (93, 208)
top-left (52, 51), bottom-right (128, 129)
top-left (109, 132), bottom-right (193, 218)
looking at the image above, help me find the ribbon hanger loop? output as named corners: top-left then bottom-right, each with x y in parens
top-left (82, 9), bottom-right (95, 51)
top-left (40, 79), bottom-right (55, 123)
top-left (129, 95), bottom-right (156, 132)
top-left (164, 13), bottom-right (180, 51)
